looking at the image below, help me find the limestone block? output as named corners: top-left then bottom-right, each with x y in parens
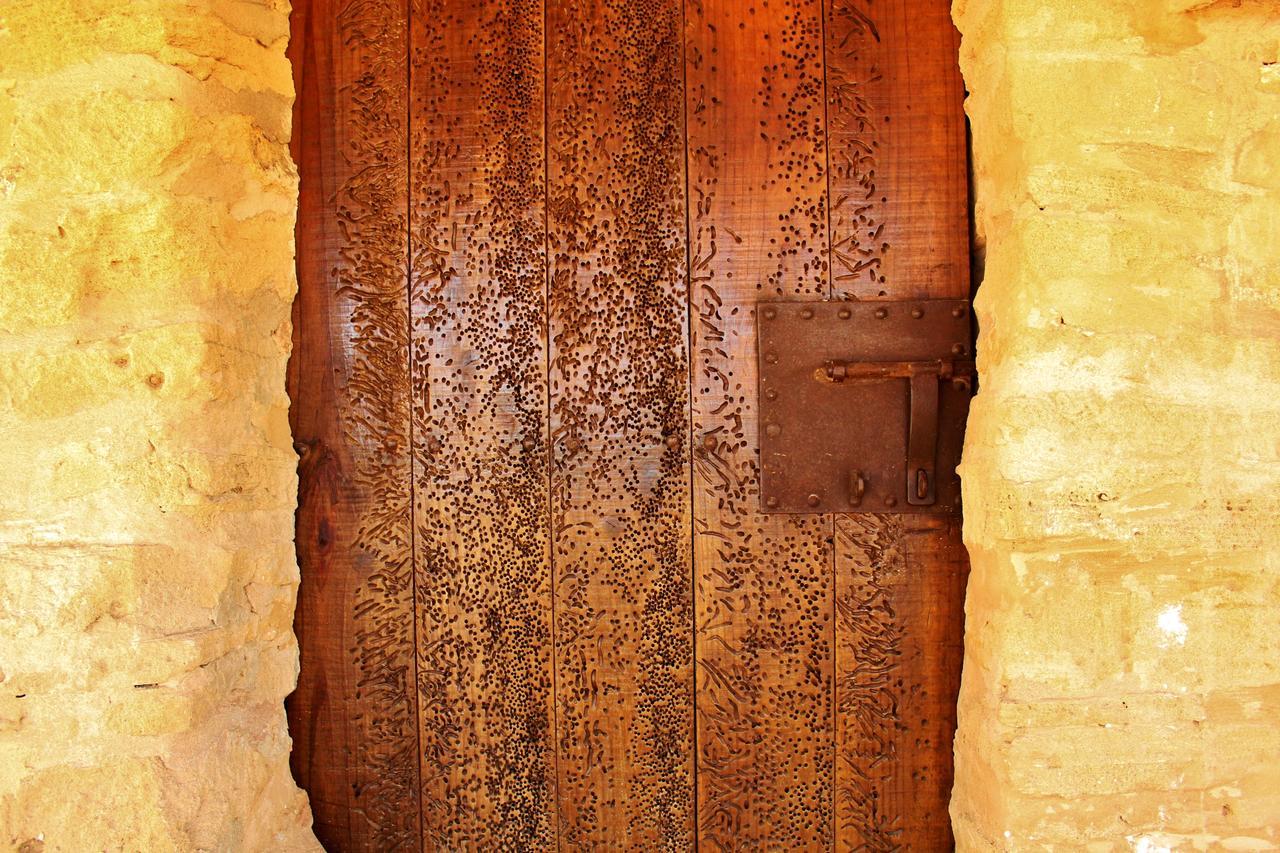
top-left (0, 0), bottom-right (316, 849)
top-left (954, 0), bottom-right (1280, 848)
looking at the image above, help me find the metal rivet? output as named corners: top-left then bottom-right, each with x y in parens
top-left (807, 493), bottom-right (821, 508)
top-left (762, 306), bottom-right (777, 320)
top-left (521, 436), bottom-right (537, 452)
top-left (765, 496), bottom-right (780, 509)
top-left (837, 307), bottom-right (852, 319)
top-left (765, 352), bottom-right (779, 364)
top-left (702, 433), bottom-right (718, 450)
top-left (952, 343), bottom-right (966, 355)
top-left (952, 376), bottom-right (972, 392)
top-left (874, 307), bottom-right (888, 319)
top-left (952, 306), bottom-right (966, 318)
top-left (800, 307), bottom-right (815, 319)
top-left (911, 307), bottom-right (924, 319)
top-left (884, 495), bottom-right (898, 507)
top-left (664, 434), bottom-right (681, 451)
top-left (765, 423), bottom-right (781, 438)
top-left (765, 389), bottom-right (778, 401)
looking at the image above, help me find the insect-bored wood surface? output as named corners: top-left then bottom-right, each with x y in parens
top-left (288, 0), bottom-right (969, 848)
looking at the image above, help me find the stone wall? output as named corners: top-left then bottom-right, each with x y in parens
top-left (953, 0), bottom-right (1280, 848)
top-left (0, 1), bottom-right (316, 848)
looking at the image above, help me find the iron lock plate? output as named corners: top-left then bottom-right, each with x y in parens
top-left (757, 299), bottom-right (974, 514)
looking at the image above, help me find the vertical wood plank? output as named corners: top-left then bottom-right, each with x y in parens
top-left (824, 2), bottom-right (971, 849)
top-left (287, 0), bottom-right (420, 849)
top-left (684, 0), bottom-right (836, 847)
top-left (824, 0), bottom-right (968, 301)
top-left (545, 0), bottom-right (695, 846)
top-left (407, 0), bottom-right (556, 847)
top-left (834, 515), bottom-right (968, 850)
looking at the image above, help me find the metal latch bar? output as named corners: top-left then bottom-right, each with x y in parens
top-left (821, 359), bottom-right (974, 383)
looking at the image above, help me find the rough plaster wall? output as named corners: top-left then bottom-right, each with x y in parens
top-left (952, 0), bottom-right (1280, 848)
top-left (0, 1), bottom-right (317, 849)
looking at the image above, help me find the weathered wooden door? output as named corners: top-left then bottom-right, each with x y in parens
top-left (287, 0), bottom-right (969, 849)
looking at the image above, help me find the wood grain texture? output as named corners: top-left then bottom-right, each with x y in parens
top-left (825, 2), bottom-right (970, 850)
top-left (288, 0), bottom-right (971, 846)
top-left (684, 0), bottom-right (836, 848)
top-left (286, 0), bottom-right (420, 849)
top-left (545, 0), bottom-right (694, 846)
top-left (834, 514), bottom-right (968, 851)
top-left (824, 0), bottom-right (968, 301)
top-left (407, 0), bottom-right (556, 847)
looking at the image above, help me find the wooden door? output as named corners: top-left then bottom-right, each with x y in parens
top-left (287, 0), bottom-right (969, 849)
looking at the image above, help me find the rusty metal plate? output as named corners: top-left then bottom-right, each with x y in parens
top-left (757, 299), bottom-right (974, 514)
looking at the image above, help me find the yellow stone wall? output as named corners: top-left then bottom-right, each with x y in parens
top-left (0, 1), bottom-right (316, 848)
top-left (953, 0), bottom-right (1280, 848)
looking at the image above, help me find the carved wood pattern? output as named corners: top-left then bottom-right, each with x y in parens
top-left (545, 0), bottom-right (694, 846)
top-left (289, 0), bottom-right (970, 848)
top-left (835, 513), bottom-right (909, 849)
top-left (288, 1), bottom-right (420, 850)
top-left (834, 514), bottom-right (968, 851)
top-left (408, 0), bottom-right (556, 846)
top-left (825, 0), bottom-right (968, 301)
top-left (684, 1), bottom-right (836, 848)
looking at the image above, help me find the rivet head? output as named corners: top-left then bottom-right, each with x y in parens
top-left (521, 436), bottom-right (537, 452)
top-left (765, 389), bottom-right (779, 401)
top-left (884, 495), bottom-right (898, 507)
top-left (874, 307), bottom-right (888, 320)
top-left (664, 434), bottom-right (681, 451)
top-left (702, 433), bottom-right (718, 450)
top-left (800, 307), bottom-right (815, 319)
top-left (837, 307), bottom-right (852, 319)
top-left (952, 376), bottom-right (972, 392)
top-left (911, 307), bottom-right (924, 319)
top-left (952, 306), bottom-right (966, 318)
top-left (765, 423), bottom-right (781, 438)
top-left (952, 343), bottom-right (967, 355)
top-left (765, 352), bottom-right (779, 364)
top-left (807, 493), bottom-right (821, 508)
top-left (762, 307), bottom-right (777, 320)
top-left (765, 495), bottom-right (780, 509)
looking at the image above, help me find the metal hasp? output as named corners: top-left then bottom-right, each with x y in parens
top-left (757, 299), bottom-right (975, 514)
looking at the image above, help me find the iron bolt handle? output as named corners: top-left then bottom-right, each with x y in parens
top-left (849, 469), bottom-right (866, 507)
top-left (821, 359), bottom-right (975, 384)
